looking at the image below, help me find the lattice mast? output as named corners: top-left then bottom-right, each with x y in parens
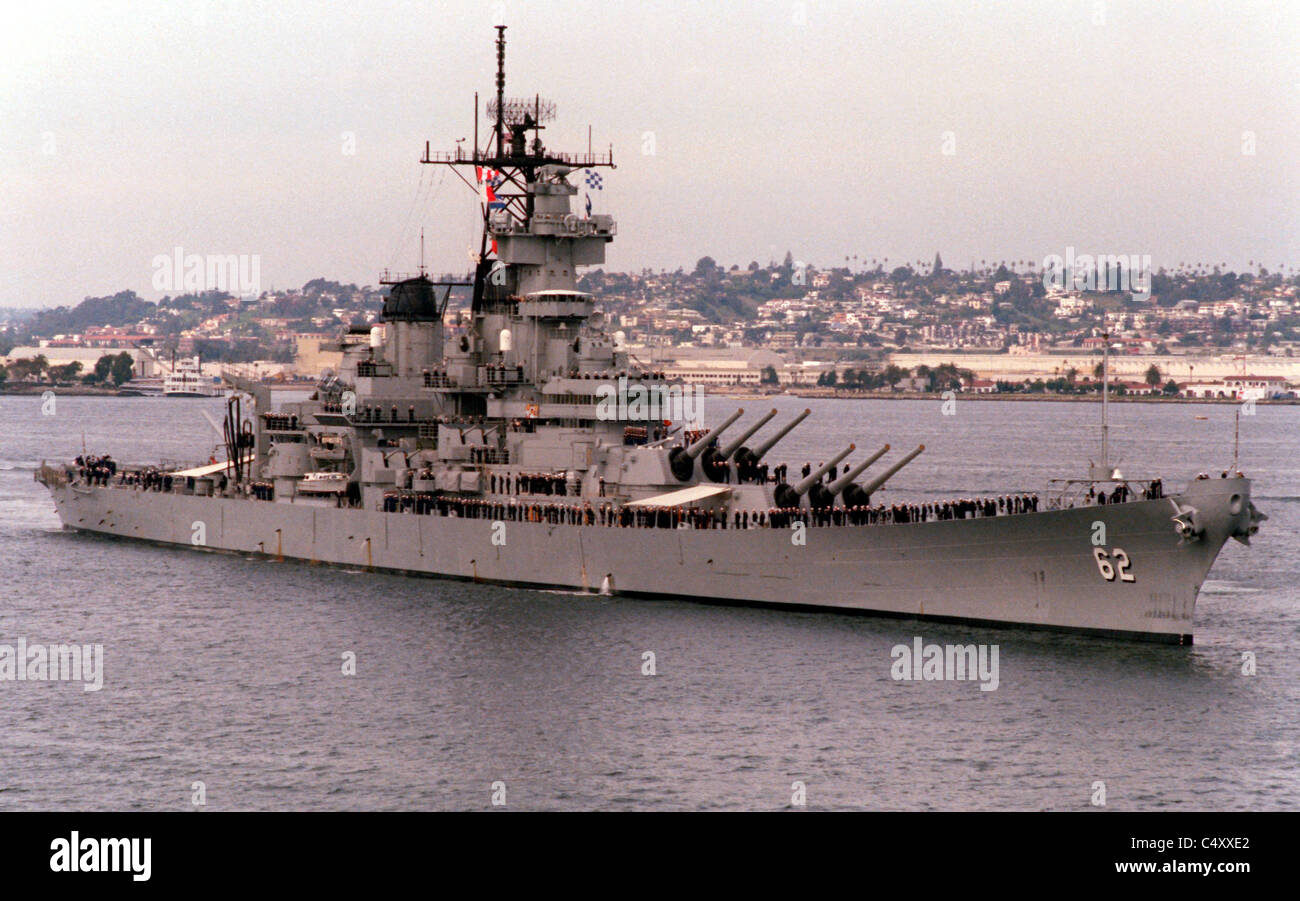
top-left (420, 25), bottom-right (615, 310)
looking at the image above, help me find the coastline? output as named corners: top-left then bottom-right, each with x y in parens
top-left (0, 383), bottom-right (314, 397)
top-left (762, 388), bottom-right (1296, 405)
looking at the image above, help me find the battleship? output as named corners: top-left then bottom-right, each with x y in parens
top-left (38, 27), bottom-right (1266, 644)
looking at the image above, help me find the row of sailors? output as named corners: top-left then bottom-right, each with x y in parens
top-left (1085, 481), bottom-right (1165, 504)
top-left (377, 493), bottom-right (1045, 528)
top-left (622, 425), bottom-right (671, 446)
top-left (487, 472), bottom-right (569, 496)
top-left (74, 454), bottom-right (117, 485)
top-left (115, 469), bottom-right (174, 491)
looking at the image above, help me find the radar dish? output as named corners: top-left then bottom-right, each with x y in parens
top-left (487, 96), bottom-right (557, 126)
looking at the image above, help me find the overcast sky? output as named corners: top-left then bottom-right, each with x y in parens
top-left (3, 0), bottom-right (1297, 308)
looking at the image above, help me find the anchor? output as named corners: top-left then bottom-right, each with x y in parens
top-left (1231, 501), bottom-right (1268, 546)
top-left (1168, 499), bottom-right (1203, 543)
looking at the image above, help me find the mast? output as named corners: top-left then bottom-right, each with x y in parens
top-left (1232, 409), bottom-right (1240, 473)
top-left (419, 26), bottom-right (615, 313)
top-left (1101, 328), bottom-right (1110, 471)
top-left (494, 25), bottom-right (506, 158)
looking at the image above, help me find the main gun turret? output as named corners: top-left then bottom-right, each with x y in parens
top-left (774, 444), bottom-right (855, 508)
top-left (669, 408), bottom-right (744, 481)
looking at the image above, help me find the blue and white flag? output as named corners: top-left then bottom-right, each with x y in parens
top-left (584, 170), bottom-right (603, 218)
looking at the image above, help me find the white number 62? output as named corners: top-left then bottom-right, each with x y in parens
top-left (1093, 547), bottom-right (1135, 583)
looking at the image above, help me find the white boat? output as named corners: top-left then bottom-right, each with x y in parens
top-left (118, 377), bottom-right (165, 397)
top-left (163, 357), bottom-right (223, 397)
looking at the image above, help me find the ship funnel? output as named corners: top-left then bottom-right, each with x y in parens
top-left (749, 408), bottom-right (811, 462)
top-left (684, 408), bottom-right (744, 460)
top-left (856, 445), bottom-right (925, 498)
top-left (720, 409), bottom-right (778, 459)
top-left (792, 445), bottom-right (855, 495)
top-left (827, 444), bottom-right (891, 494)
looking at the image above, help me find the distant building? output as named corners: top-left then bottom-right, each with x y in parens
top-left (293, 333), bottom-right (345, 377)
top-left (1223, 374), bottom-right (1290, 397)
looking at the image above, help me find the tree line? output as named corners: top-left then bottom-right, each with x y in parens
top-left (0, 352), bottom-right (135, 388)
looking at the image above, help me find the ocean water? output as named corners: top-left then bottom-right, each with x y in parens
top-left (0, 393), bottom-right (1296, 810)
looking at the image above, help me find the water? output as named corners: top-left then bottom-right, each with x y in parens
top-left (1, 393), bottom-right (1296, 810)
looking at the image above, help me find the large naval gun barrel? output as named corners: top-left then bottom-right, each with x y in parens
top-left (811, 443), bottom-right (891, 508)
top-left (842, 444), bottom-right (925, 508)
top-left (720, 409), bottom-right (778, 459)
top-left (775, 444), bottom-right (854, 508)
top-left (734, 408), bottom-right (810, 481)
top-left (705, 409), bottom-right (780, 483)
top-left (826, 444), bottom-right (891, 495)
top-left (670, 408), bottom-right (744, 481)
top-left (749, 408), bottom-right (810, 462)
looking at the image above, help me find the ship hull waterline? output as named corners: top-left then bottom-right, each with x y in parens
top-left (41, 477), bottom-right (1253, 644)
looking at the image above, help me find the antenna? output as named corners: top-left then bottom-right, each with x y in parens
top-left (1101, 328), bottom-right (1110, 470)
top-left (1232, 408), bottom-right (1240, 473)
top-left (494, 25), bottom-right (506, 159)
top-left (419, 228), bottom-right (426, 276)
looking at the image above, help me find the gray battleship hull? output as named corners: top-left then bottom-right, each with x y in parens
top-left (41, 475), bottom-right (1256, 643)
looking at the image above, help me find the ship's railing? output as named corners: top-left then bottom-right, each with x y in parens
top-left (482, 365), bottom-right (525, 386)
top-left (262, 413), bottom-right (302, 431)
top-left (368, 493), bottom-right (1052, 529)
top-left (470, 447), bottom-right (509, 465)
top-left (352, 406), bottom-right (420, 423)
top-left (356, 361), bottom-right (394, 378)
top-left (422, 372), bottom-right (455, 388)
top-left (1044, 477), bottom-right (1165, 510)
top-left (420, 147), bottom-right (614, 167)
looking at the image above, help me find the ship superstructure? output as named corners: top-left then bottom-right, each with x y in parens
top-left (38, 28), bottom-right (1265, 642)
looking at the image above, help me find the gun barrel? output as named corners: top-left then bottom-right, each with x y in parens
top-left (720, 409), bottom-right (778, 459)
top-left (750, 408), bottom-right (811, 461)
top-left (858, 444), bottom-right (925, 496)
top-left (827, 444), bottom-right (891, 494)
top-left (685, 408), bottom-right (745, 459)
top-left (793, 444), bottom-right (856, 495)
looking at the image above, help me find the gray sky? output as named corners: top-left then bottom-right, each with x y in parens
top-left (4, 0), bottom-right (1297, 308)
